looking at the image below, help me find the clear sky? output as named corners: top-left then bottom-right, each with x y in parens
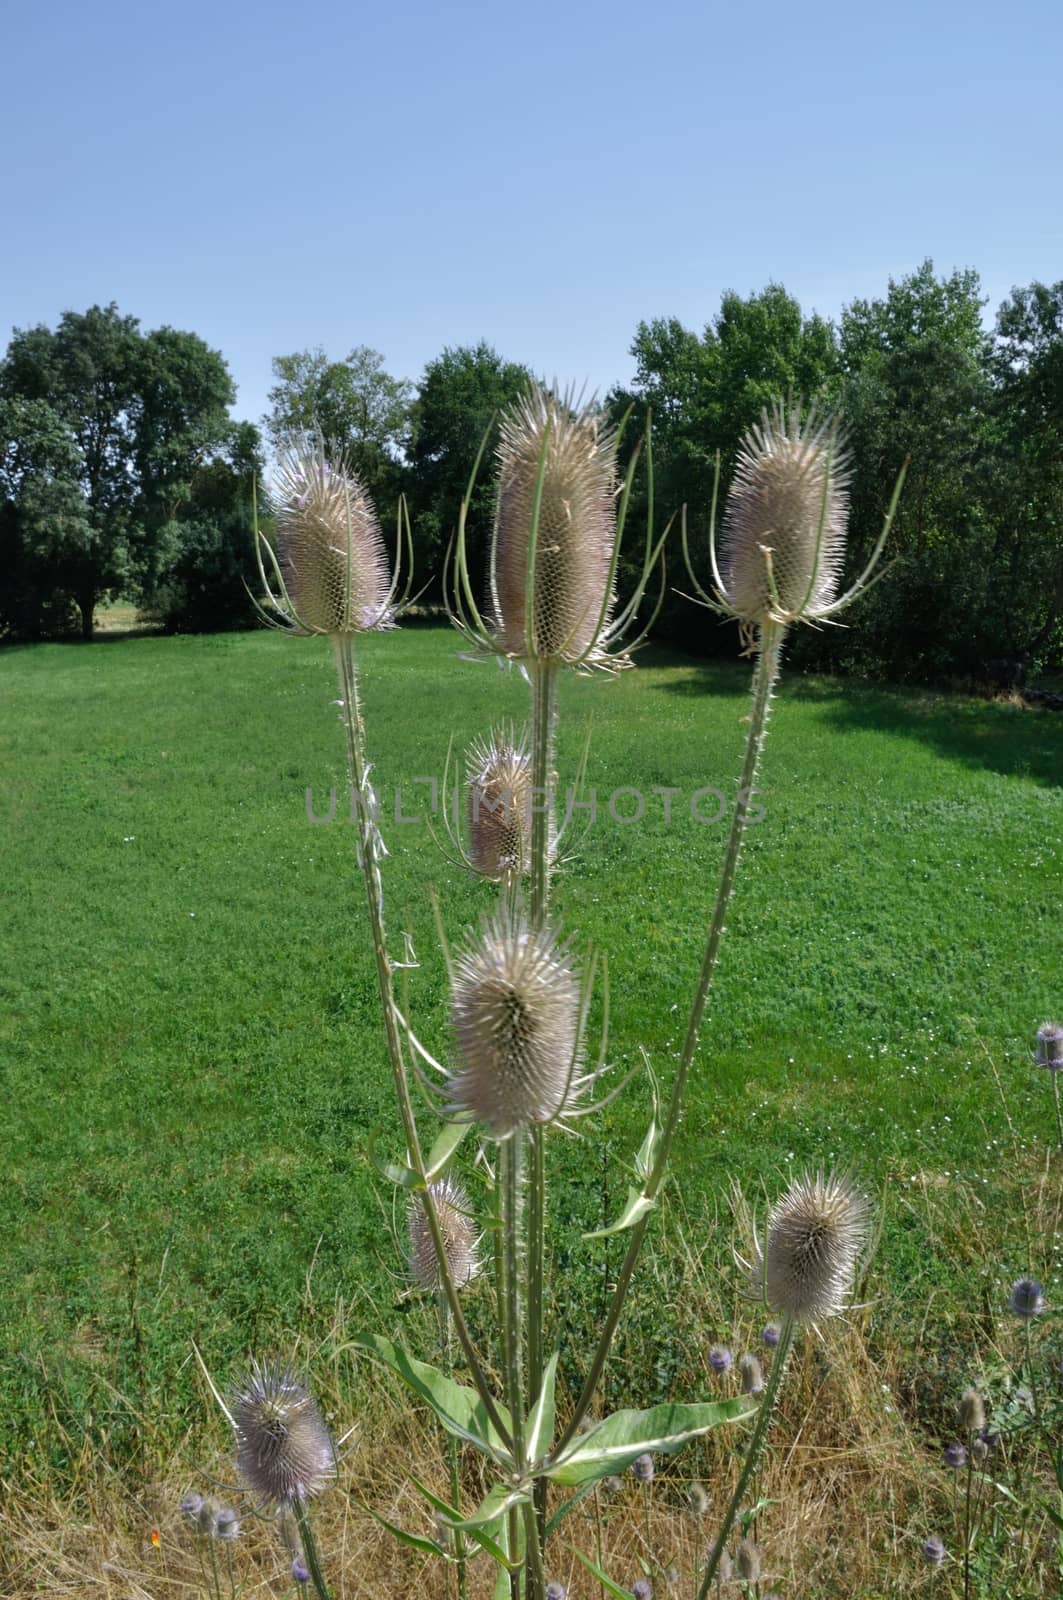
top-left (3, 0), bottom-right (1061, 429)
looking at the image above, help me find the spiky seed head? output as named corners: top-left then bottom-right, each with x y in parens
top-left (491, 385), bottom-right (619, 663)
top-left (708, 1344), bottom-right (733, 1373)
top-left (686, 1481), bottom-right (710, 1516)
top-left (632, 1581), bottom-right (653, 1600)
top-left (408, 1177), bottom-right (480, 1291)
top-left (546, 1585), bottom-right (567, 1600)
top-left (943, 1442), bottom-right (967, 1470)
top-left (231, 1360), bottom-right (336, 1505)
top-left (757, 1170), bottom-right (870, 1322)
top-left (1035, 1021), bottom-right (1063, 1071)
top-left (715, 1550), bottom-right (732, 1583)
top-left (959, 1388), bottom-right (985, 1433)
top-left (762, 1321), bottom-right (781, 1348)
top-left (214, 1508), bottom-right (240, 1541)
top-left (922, 1536), bottom-right (946, 1565)
top-left (448, 916), bottom-right (584, 1137)
top-left (740, 1353), bottom-right (765, 1395)
top-left (718, 404), bottom-right (851, 627)
top-left (736, 1539), bottom-right (761, 1582)
top-left (1009, 1276), bottom-right (1044, 1318)
top-left (466, 729), bottom-right (533, 880)
top-left (971, 1437), bottom-right (988, 1464)
top-left (196, 1496), bottom-right (219, 1537)
top-left (180, 1492), bottom-right (204, 1521)
top-left (269, 440), bottom-right (392, 635)
top-left (631, 1451), bottom-right (655, 1482)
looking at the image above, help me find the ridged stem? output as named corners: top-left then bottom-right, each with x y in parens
top-left (695, 1313), bottom-right (797, 1600)
top-left (556, 622), bottom-right (786, 1454)
top-left (527, 660), bottom-right (558, 1564)
top-left (332, 636), bottom-right (511, 1450)
top-left (292, 1496), bottom-right (331, 1600)
top-left (1051, 1073), bottom-right (1063, 1153)
top-left (438, 1292), bottom-right (468, 1600)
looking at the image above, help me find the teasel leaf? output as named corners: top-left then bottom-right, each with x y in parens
top-left (568, 1548), bottom-right (636, 1600)
top-left (545, 1398), bottom-right (754, 1485)
top-left (408, 1475), bottom-right (519, 1569)
top-left (425, 1118), bottom-right (474, 1181)
top-left (582, 1185), bottom-right (656, 1242)
top-left (544, 1477), bottom-right (604, 1538)
top-left (526, 1351), bottom-right (559, 1465)
top-left (346, 1334), bottom-right (513, 1467)
top-left (366, 1126), bottom-right (420, 1189)
top-left (445, 1481), bottom-right (531, 1533)
top-left (366, 1508), bottom-right (451, 1560)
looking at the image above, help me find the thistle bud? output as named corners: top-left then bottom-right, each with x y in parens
top-left (491, 386), bottom-right (618, 663)
top-left (971, 1437), bottom-right (988, 1464)
top-left (1035, 1021), bottom-right (1063, 1071)
top-left (214, 1508), bottom-right (240, 1541)
top-left (180, 1492), bottom-right (204, 1522)
top-left (708, 1344), bottom-right (733, 1374)
top-left (448, 916), bottom-right (584, 1137)
top-left (735, 1539), bottom-right (761, 1582)
top-left (546, 1585), bottom-right (567, 1600)
top-left (959, 1388), bottom-right (985, 1433)
top-left (466, 729), bottom-right (532, 880)
top-left (1009, 1276), bottom-right (1045, 1318)
top-left (762, 1322), bottom-right (781, 1348)
top-left (686, 1481), bottom-right (710, 1516)
top-left (922, 1536), bottom-right (946, 1565)
top-left (756, 1170), bottom-right (869, 1322)
top-left (231, 1360), bottom-right (336, 1505)
top-left (292, 1559), bottom-right (311, 1584)
top-left (267, 441), bottom-right (392, 635)
top-left (714, 1550), bottom-right (732, 1583)
top-left (943, 1442), bottom-right (967, 1470)
top-left (631, 1452), bottom-right (654, 1483)
top-left (196, 1496), bottom-right (219, 1537)
top-left (717, 404), bottom-right (851, 629)
top-left (740, 1354), bottom-right (765, 1395)
top-left (632, 1580), bottom-right (652, 1600)
top-left (408, 1178), bottom-right (480, 1291)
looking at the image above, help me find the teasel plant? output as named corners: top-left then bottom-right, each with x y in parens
top-left (248, 394), bottom-right (907, 1600)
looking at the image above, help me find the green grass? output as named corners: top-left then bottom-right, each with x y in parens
top-left (2, 624), bottom-right (1061, 1485)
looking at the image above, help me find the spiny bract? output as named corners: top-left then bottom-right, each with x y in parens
top-left (231, 1360), bottom-right (336, 1505)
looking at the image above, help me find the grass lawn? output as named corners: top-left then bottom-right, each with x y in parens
top-left (2, 623), bottom-right (1061, 1496)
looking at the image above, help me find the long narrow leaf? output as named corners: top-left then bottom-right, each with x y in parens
top-left (546, 1398), bottom-right (753, 1485)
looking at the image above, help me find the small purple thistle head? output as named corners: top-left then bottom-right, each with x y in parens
top-left (943, 1442), bottom-right (967, 1470)
top-left (214, 1508), bottom-right (240, 1542)
top-left (1009, 1276), bottom-right (1045, 1318)
top-left (762, 1322), bottom-right (781, 1348)
top-left (631, 1452), bottom-right (655, 1483)
top-left (922, 1536), bottom-right (946, 1565)
top-left (546, 1585), bottom-right (567, 1600)
top-left (1035, 1021), bottom-right (1063, 1071)
top-left (708, 1344), bottom-right (733, 1373)
top-left (292, 1557), bottom-right (311, 1584)
top-left (180, 1492), bottom-right (204, 1521)
top-left (632, 1581), bottom-right (653, 1600)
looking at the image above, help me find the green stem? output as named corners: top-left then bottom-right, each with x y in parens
top-left (439, 1293), bottom-right (468, 1600)
top-left (556, 624), bottom-right (786, 1454)
top-left (293, 1496), bottom-right (331, 1600)
top-left (332, 637), bottom-right (512, 1450)
top-left (500, 1136), bottom-right (527, 1467)
top-left (695, 1313), bottom-right (796, 1600)
top-left (1051, 1073), bottom-right (1063, 1153)
top-left (963, 1444), bottom-right (973, 1600)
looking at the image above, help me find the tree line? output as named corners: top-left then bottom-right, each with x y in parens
top-left (2, 261), bottom-right (1060, 684)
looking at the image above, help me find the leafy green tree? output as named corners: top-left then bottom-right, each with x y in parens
top-left (405, 341), bottom-right (534, 599)
top-left (264, 346), bottom-right (412, 512)
top-left (0, 304), bottom-right (234, 637)
top-left (0, 397), bottom-right (90, 637)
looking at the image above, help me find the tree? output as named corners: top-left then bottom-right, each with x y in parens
top-left (264, 346), bottom-right (412, 512)
top-left (0, 397), bottom-right (90, 637)
top-left (0, 305), bottom-right (235, 638)
top-left (405, 342), bottom-right (534, 599)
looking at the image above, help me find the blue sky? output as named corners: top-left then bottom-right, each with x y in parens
top-left (4, 0), bottom-right (1061, 429)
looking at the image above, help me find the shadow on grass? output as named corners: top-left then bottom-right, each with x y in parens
top-left (789, 674), bottom-right (1063, 789)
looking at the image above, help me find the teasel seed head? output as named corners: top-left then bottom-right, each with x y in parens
top-left (631, 1451), bottom-right (655, 1482)
top-left (196, 1496), bottom-right (219, 1537)
top-left (971, 1437), bottom-right (988, 1464)
top-left (686, 1481), bottom-right (710, 1516)
top-left (466, 727), bottom-right (533, 881)
top-left (708, 1344), bottom-right (733, 1373)
top-left (763, 1321), bottom-right (781, 1348)
top-left (959, 1388), bottom-right (986, 1433)
top-left (263, 439), bottom-right (394, 636)
top-left (754, 1170), bottom-right (870, 1323)
top-left (546, 1585), bottom-right (567, 1600)
top-left (180, 1492), bottom-right (204, 1522)
top-left (231, 1360), bottom-right (336, 1505)
top-left (292, 1558), bottom-right (311, 1584)
top-left (632, 1580), bottom-right (652, 1600)
top-left (736, 1538), bottom-right (761, 1582)
top-left (943, 1442), bottom-right (967, 1470)
top-left (408, 1177), bottom-right (481, 1291)
top-left (717, 404), bottom-right (851, 628)
top-left (447, 914), bottom-right (586, 1138)
top-left (714, 1549), bottom-right (732, 1583)
top-left (491, 385), bottom-right (619, 665)
top-left (923, 1536), bottom-right (946, 1565)
top-left (740, 1353), bottom-right (765, 1395)
top-left (1009, 1276), bottom-right (1044, 1318)
top-left (214, 1508), bottom-right (240, 1541)
top-left (1035, 1021), bottom-right (1063, 1071)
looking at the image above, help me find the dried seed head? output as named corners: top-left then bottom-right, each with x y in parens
top-left (631, 1452), bottom-right (655, 1483)
top-left (971, 1437), bottom-right (988, 1464)
top-left (231, 1360), bottom-right (336, 1505)
top-left (959, 1388), bottom-right (986, 1433)
top-left (718, 404), bottom-right (850, 627)
top-left (466, 729), bottom-right (532, 880)
top-left (269, 440), bottom-right (392, 635)
top-left (740, 1353), bottom-right (765, 1395)
top-left (922, 1536), bottom-right (946, 1565)
top-left (1009, 1276), bottom-right (1044, 1318)
top-left (491, 385), bottom-right (618, 663)
top-left (708, 1344), bottom-right (733, 1373)
top-left (1035, 1021), bottom-right (1063, 1071)
top-left (714, 1549), bottom-right (732, 1583)
top-left (448, 916), bottom-right (584, 1137)
top-left (686, 1481), bottom-right (710, 1516)
top-left (736, 1539), bottom-right (761, 1582)
top-left (757, 1170), bottom-right (870, 1322)
top-left (408, 1178), bottom-right (480, 1291)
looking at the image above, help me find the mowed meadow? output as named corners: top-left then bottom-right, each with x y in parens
top-left (2, 622), bottom-right (1062, 1596)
